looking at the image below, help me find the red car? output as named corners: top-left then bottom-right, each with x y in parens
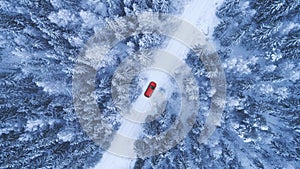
top-left (144, 81), bottom-right (157, 98)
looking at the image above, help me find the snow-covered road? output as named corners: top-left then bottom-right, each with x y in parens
top-left (94, 0), bottom-right (223, 168)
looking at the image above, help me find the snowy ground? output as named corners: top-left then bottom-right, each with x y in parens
top-left (94, 0), bottom-right (224, 168)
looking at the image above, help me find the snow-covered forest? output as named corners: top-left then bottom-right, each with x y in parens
top-left (0, 0), bottom-right (299, 168)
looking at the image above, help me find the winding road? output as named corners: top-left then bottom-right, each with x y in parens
top-left (94, 0), bottom-right (224, 168)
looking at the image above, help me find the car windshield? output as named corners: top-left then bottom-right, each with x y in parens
top-left (150, 85), bottom-right (155, 89)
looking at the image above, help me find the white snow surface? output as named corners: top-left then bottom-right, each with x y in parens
top-left (94, 0), bottom-right (223, 168)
